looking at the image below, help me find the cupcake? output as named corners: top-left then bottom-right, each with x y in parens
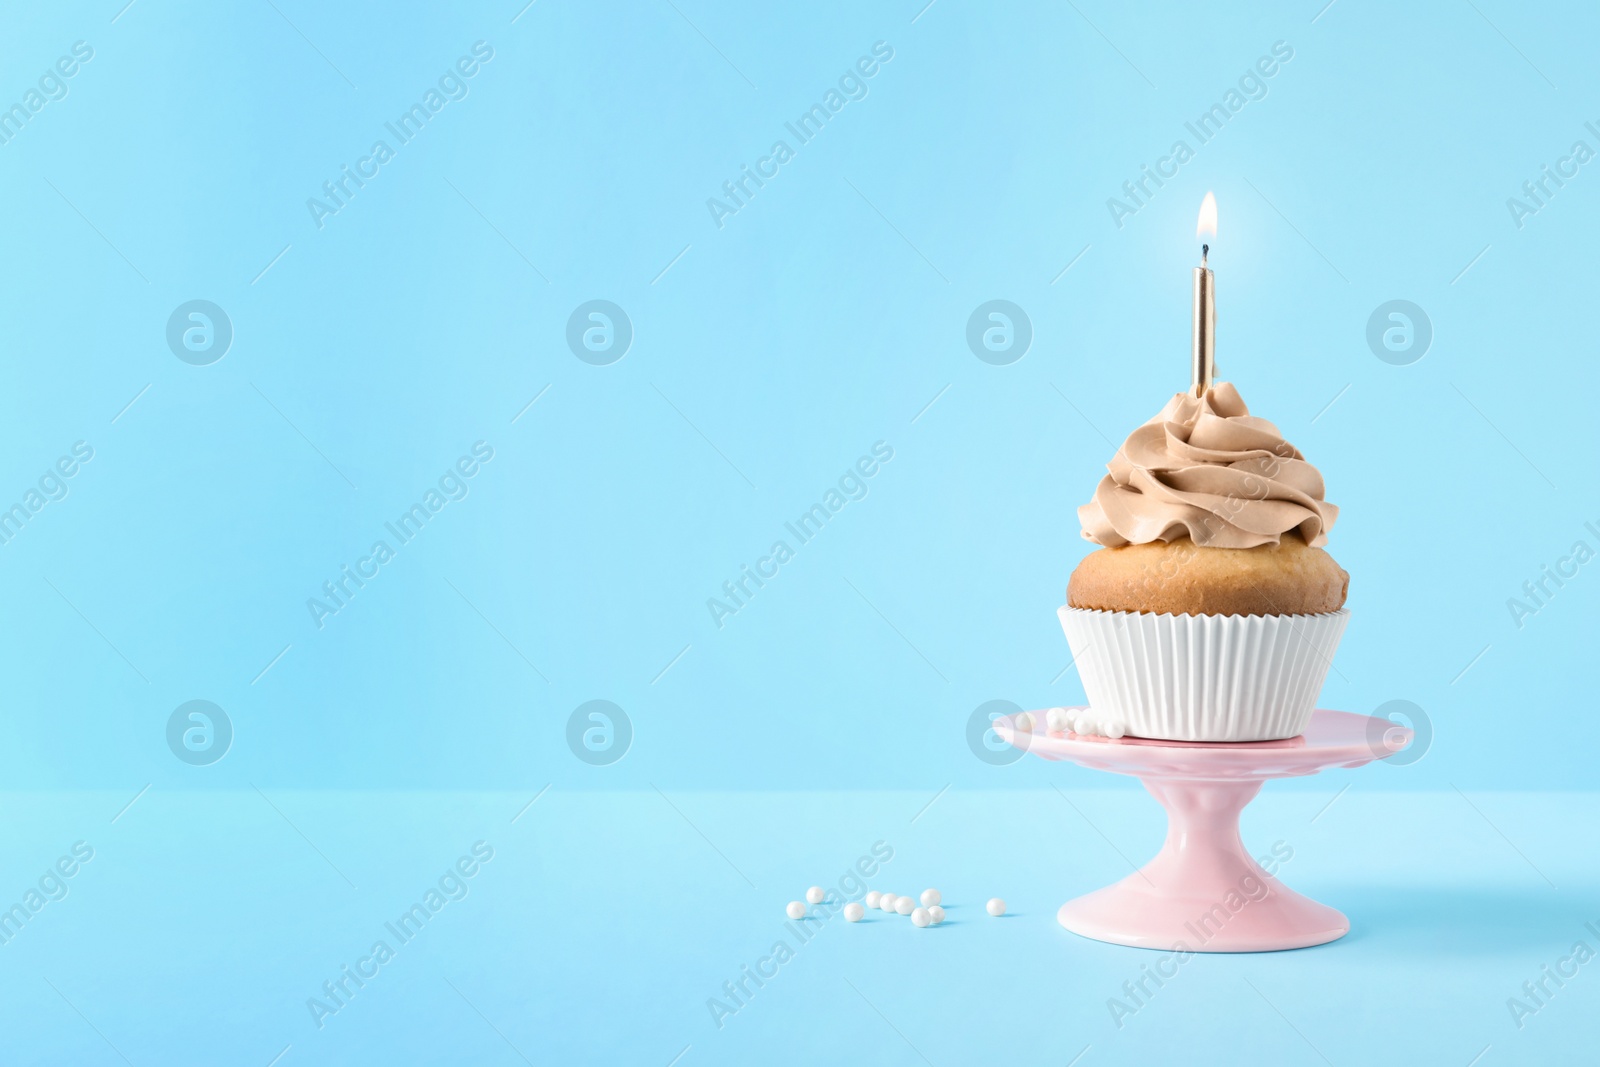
top-left (1060, 382), bottom-right (1348, 742)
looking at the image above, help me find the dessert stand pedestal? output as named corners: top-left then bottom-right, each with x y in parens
top-left (994, 708), bottom-right (1411, 952)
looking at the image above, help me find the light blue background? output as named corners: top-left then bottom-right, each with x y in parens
top-left (0, 0), bottom-right (1595, 1063)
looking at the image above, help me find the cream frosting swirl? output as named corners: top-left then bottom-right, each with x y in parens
top-left (1078, 382), bottom-right (1337, 548)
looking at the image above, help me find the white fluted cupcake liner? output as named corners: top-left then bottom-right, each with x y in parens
top-left (1058, 607), bottom-right (1349, 742)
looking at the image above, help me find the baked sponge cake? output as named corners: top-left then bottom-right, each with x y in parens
top-left (1058, 382), bottom-right (1349, 742)
top-left (1069, 533), bottom-right (1348, 617)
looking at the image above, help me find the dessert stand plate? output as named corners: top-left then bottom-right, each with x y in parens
top-left (994, 708), bottom-right (1411, 952)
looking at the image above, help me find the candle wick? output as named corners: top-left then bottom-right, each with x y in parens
top-left (1201, 243), bottom-right (1209, 265)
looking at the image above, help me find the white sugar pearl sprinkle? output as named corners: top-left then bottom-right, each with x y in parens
top-left (920, 888), bottom-right (941, 907)
top-left (1105, 722), bottom-right (1126, 739)
top-left (911, 907), bottom-right (931, 928)
top-left (927, 905), bottom-right (945, 924)
top-left (879, 893), bottom-right (897, 912)
top-left (786, 901), bottom-right (806, 920)
top-left (986, 898), bottom-right (1006, 917)
top-left (864, 890), bottom-right (882, 908)
top-left (895, 896), bottom-right (914, 915)
top-left (1016, 711), bottom-right (1034, 731)
top-left (805, 886), bottom-right (824, 904)
top-left (844, 902), bottom-right (865, 922)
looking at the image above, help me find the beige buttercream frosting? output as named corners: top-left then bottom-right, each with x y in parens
top-left (1078, 382), bottom-right (1337, 548)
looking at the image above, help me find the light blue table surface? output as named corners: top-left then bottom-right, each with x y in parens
top-left (1, 786), bottom-right (1593, 1065)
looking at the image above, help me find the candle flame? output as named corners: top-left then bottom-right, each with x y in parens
top-left (1196, 192), bottom-right (1217, 240)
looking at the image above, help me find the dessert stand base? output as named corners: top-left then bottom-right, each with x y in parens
top-left (995, 709), bottom-right (1410, 953)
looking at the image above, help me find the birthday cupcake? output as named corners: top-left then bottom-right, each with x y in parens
top-left (1060, 382), bottom-right (1348, 742)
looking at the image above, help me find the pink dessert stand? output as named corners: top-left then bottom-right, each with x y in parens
top-left (994, 708), bottom-right (1411, 952)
